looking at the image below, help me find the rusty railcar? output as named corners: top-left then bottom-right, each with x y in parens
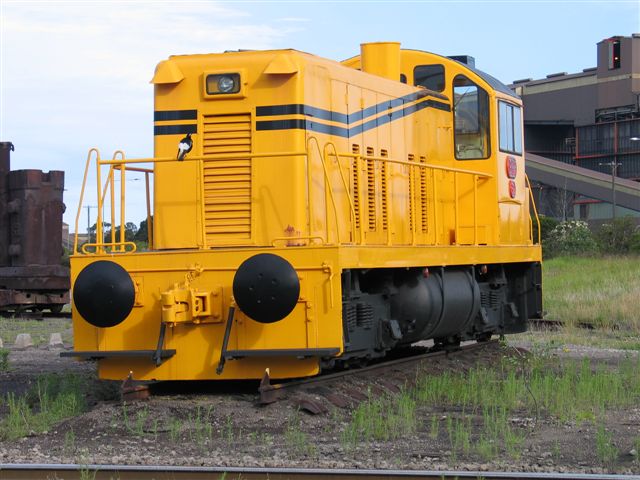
top-left (0, 141), bottom-right (69, 314)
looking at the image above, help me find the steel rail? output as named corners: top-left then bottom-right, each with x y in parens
top-left (4, 311), bottom-right (71, 320)
top-left (0, 464), bottom-right (637, 480)
top-left (259, 340), bottom-right (497, 404)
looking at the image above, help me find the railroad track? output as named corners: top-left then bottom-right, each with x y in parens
top-left (139, 340), bottom-right (504, 407)
top-left (256, 340), bottom-right (502, 411)
top-left (0, 464), bottom-right (637, 480)
top-left (2, 311), bottom-right (71, 320)
top-left (529, 319), bottom-right (595, 330)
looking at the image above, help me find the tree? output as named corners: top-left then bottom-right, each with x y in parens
top-left (134, 217), bottom-right (152, 243)
top-left (102, 222), bottom-right (138, 243)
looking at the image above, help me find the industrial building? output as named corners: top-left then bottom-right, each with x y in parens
top-left (512, 34), bottom-right (640, 220)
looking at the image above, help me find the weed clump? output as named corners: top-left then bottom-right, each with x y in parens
top-left (0, 348), bottom-right (8, 371)
top-left (339, 352), bottom-right (640, 463)
top-left (0, 373), bottom-right (87, 440)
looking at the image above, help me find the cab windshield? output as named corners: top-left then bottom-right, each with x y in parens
top-left (453, 75), bottom-right (491, 160)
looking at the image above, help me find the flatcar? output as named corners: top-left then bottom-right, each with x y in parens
top-left (65, 42), bottom-right (542, 381)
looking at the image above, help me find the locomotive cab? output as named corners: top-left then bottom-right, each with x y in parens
top-left (67, 42), bottom-right (542, 381)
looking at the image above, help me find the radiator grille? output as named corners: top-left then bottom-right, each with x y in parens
top-left (202, 113), bottom-right (252, 242)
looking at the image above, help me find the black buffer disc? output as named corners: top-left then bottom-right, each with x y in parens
top-left (233, 253), bottom-right (300, 323)
top-left (73, 260), bottom-right (135, 328)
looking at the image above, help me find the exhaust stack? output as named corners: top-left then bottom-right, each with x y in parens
top-left (360, 42), bottom-right (401, 81)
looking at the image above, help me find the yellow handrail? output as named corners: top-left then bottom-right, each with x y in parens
top-left (525, 174), bottom-right (541, 245)
top-left (81, 241), bottom-right (137, 255)
top-left (77, 144), bottom-right (496, 254)
top-left (323, 142), bottom-right (358, 243)
top-left (306, 137), bottom-right (341, 244)
top-left (332, 151), bottom-right (493, 179)
top-left (74, 148), bottom-right (100, 254)
top-left (326, 149), bottom-right (491, 246)
top-left (99, 151), bottom-right (306, 165)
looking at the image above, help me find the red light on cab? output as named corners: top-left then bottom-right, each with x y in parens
top-left (506, 156), bottom-right (517, 179)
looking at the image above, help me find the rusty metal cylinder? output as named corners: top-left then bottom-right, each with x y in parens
top-left (360, 42), bottom-right (401, 81)
top-left (0, 142), bottom-right (14, 267)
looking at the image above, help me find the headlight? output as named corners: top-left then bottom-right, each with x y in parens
top-left (206, 73), bottom-right (241, 95)
top-left (218, 76), bottom-right (236, 93)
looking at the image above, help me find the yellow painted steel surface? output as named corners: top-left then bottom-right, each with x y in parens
top-left (71, 43), bottom-right (541, 381)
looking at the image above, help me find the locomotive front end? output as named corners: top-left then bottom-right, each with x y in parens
top-left (66, 49), bottom-right (346, 381)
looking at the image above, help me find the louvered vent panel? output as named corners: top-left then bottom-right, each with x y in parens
top-left (419, 156), bottom-right (428, 233)
top-left (380, 150), bottom-right (388, 230)
top-left (202, 113), bottom-right (252, 242)
top-left (351, 144), bottom-right (361, 230)
top-left (408, 154), bottom-right (415, 232)
top-left (366, 147), bottom-right (376, 231)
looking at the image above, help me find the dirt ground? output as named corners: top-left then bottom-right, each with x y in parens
top-left (0, 326), bottom-right (639, 475)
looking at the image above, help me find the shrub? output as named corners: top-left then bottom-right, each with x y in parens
top-left (595, 216), bottom-right (640, 254)
top-left (543, 220), bottom-right (598, 258)
top-left (533, 215), bottom-right (560, 244)
top-left (630, 231), bottom-right (640, 254)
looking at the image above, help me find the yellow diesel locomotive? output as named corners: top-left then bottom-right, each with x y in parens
top-left (66, 42), bottom-right (542, 381)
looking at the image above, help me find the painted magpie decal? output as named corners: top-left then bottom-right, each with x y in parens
top-left (177, 133), bottom-right (193, 161)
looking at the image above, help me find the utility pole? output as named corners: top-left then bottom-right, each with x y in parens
top-left (598, 161), bottom-right (621, 219)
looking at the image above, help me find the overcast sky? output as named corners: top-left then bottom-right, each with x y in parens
top-left (1, 0), bottom-right (638, 232)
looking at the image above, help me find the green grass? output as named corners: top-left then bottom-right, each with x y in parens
top-left (513, 326), bottom-right (640, 352)
top-left (543, 256), bottom-right (640, 331)
top-left (340, 354), bottom-right (640, 462)
top-left (284, 410), bottom-right (317, 457)
top-left (416, 356), bottom-right (640, 421)
top-left (0, 373), bottom-right (87, 440)
top-left (122, 403), bottom-right (149, 437)
top-left (0, 349), bottom-right (8, 371)
top-left (341, 390), bottom-right (416, 446)
top-left (596, 424), bottom-right (619, 467)
top-left (0, 317), bottom-right (72, 346)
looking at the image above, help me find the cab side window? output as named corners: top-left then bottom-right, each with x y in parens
top-left (414, 65), bottom-right (445, 92)
top-left (453, 75), bottom-right (490, 160)
top-left (498, 101), bottom-right (523, 154)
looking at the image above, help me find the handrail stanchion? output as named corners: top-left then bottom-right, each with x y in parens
top-left (74, 148), bottom-right (100, 254)
top-left (120, 155), bottom-right (126, 251)
top-left (525, 174), bottom-right (541, 244)
top-left (95, 152), bottom-right (103, 254)
top-left (411, 165), bottom-right (417, 246)
top-left (110, 167), bottom-right (116, 250)
top-left (432, 170), bottom-right (439, 245)
top-left (305, 142), bottom-right (314, 241)
top-left (473, 175), bottom-right (478, 245)
top-left (382, 154), bottom-right (391, 246)
top-left (145, 172), bottom-right (153, 249)
top-left (306, 137), bottom-right (341, 244)
top-left (324, 142), bottom-right (357, 243)
top-left (356, 154), bottom-right (363, 245)
top-left (453, 171), bottom-right (459, 245)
